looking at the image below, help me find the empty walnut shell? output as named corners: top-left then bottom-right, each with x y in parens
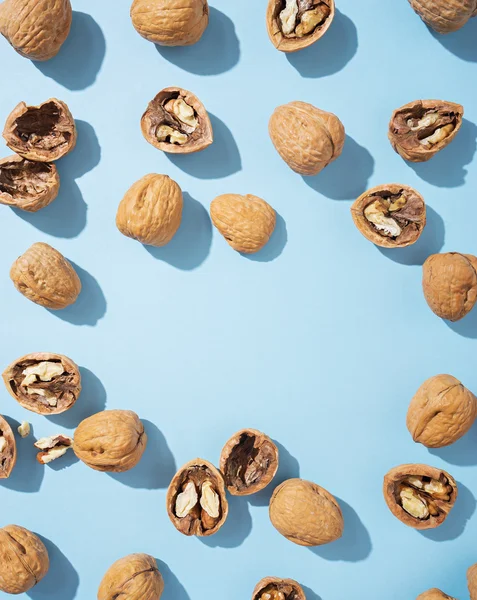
top-left (409, 0), bottom-right (477, 33)
top-left (417, 589), bottom-right (457, 600)
top-left (468, 563), bottom-right (477, 600)
top-left (351, 183), bottom-right (426, 248)
top-left (269, 102), bottom-right (345, 175)
top-left (266, 0), bottom-right (335, 53)
top-left (166, 458), bottom-right (228, 537)
top-left (253, 577), bottom-right (306, 600)
top-left (220, 429), bottom-right (279, 495)
top-left (0, 415), bottom-right (16, 479)
top-left (269, 478), bottom-right (344, 546)
top-left (3, 99), bottom-right (77, 162)
top-left (0, 525), bottom-right (49, 594)
top-left (3, 352), bottom-right (81, 415)
top-left (10, 242), bottom-right (81, 310)
top-left (422, 252), bottom-right (477, 321)
top-left (388, 100), bottom-right (463, 163)
top-left (383, 464), bottom-right (457, 529)
top-left (98, 553), bottom-right (164, 600)
top-left (73, 410), bottom-right (147, 473)
top-left (407, 374), bottom-right (477, 448)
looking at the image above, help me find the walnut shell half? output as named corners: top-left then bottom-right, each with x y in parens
top-left (468, 563), bottom-right (477, 600)
top-left (0, 415), bottom-right (16, 479)
top-left (408, 0), bottom-right (477, 33)
top-left (98, 553), bottom-right (164, 600)
top-left (253, 577), bottom-right (306, 600)
top-left (417, 589), bottom-right (457, 600)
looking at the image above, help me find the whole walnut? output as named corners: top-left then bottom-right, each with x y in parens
top-left (269, 102), bottom-right (345, 176)
top-left (269, 478), bottom-right (344, 546)
top-left (417, 590), bottom-right (456, 600)
top-left (98, 554), bottom-right (164, 600)
top-left (468, 563), bottom-right (477, 600)
top-left (407, 374), bottom-right (477, 448)
top-left (408, 0), bottom-right (477, 33)
top-left (0, 525), bottom-right (49, 594)
top-left (74, 410), bottom-right (147, 473)
top-left (422, 252), bottom-right (477, 321)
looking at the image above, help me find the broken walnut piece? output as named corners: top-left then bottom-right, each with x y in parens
top-left (98, 553), bottom-right (164, 600)
top-left (253, 577), bottom-right (307, 600)
top-left (409, 0), bottom-right (477, 33)
top-left (417, 589), bottom-right (457, 600)
top-left (34, 434), bottom-right (73, 465)
top-left (0, 415), bottom-right (16, 479)
top-left (18, 421), bottom-right (31, 438)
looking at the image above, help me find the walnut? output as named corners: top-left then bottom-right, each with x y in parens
top-left (408, 0), bottom-right (477, 33)
top-left (0, 415), bottom-right (16, 479)
top-left (98, 553), bottom-right (164, 600)
top-left (17, 421), bottom-right (30, 438)
top-left (253, 577), bottom-right (306, 600)
top-left (34, 434), bottom-right (73, 465)
top-left (417, 589), bottom-right (457, 600)
top-left (468, 563), bottom-right (477, 600)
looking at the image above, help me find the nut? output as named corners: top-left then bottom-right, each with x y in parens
top-left (3, 99), bottom-right (77, 162)
top-left (407, 374), bottom-right (477, 448)
top-left (220, 429), bottom-right (279, 495)
top-left (10, 242), bottom-right (82, 310)
top-left (34, 434), bottom-right (73, 465)
top-left (388, 100), bottom-right (463, 162)
top-left (253, 577), bottom-right (306, 600)
top-left (0, 0), bottom-right (71, 60)
top-left (3, 352), bottom-right (81, 415)
top-left (422, 252), bottom-right (477, 321)
top-left (417, 590), bottom-right (456, 600)
top-left (0, 524), bottom-right (49, 594)
top-left (267, 0), bottom-right (334, 52)
top-left (468, 563), bottom-right (477, 600)
top-left (116, 174), bottom-right (183, 247)
top-left (73, 410), bottom-right (147, 473)
top-left (351, 184), bottom-right (426, 248)
top-left (0, 415), bottom-right (16, 479)
top-left (18, 421), bottom-right (30, 438)
top-left (269, 102), bottom-right (345, 175)
top-left (408, 0), bottom-right (477, 33)
top-left (383, 464), bottom-right (457, 529)
top-left (269, 478), bottom-right (344, 546)
top-left (130, 0), bottom-right (209, 46)
top-left (98, 553), bottom-right (164, 600)
top-left (0, 155), bottom-right (60, 212)
top-left (166, 458), bottom-right (228, 536)
top-left (210, 194), bottom-right (276, 254)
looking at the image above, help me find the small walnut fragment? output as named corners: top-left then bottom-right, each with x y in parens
top-left (408, 0), bottom-right (477, 33)
top-left (34, 434), bottom-right (73, 465)
top-left (253, 577), bottom-right (306, 600)
top-left (0, 415), bottom-right (16, 479)
top-left (417, 589), bottom-right (457, 600)
top-left (18, 421), bottom-right (30, 438)
top-left (467, 562), bottom-right (477, 600)
top-left (98, 553), bottom-right (164, 600)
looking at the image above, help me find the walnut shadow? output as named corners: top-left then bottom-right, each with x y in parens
top-left (45, 448), bottom-right (79, 472)
top-left (199, 494), bottom-right (252, 548)
top-left (243, 212), bottom-right (288, 262)
top-left (286, 10), bottom-right (358, 78)
top-left (429, 421), bottom-right (477, 466)
top-left (430, 19), bottom-right (477, 62)
top-left (155, 7), bottom-right (240, 75)
top-left (28, 536), bottom-right (79, 600)
top-left (301, 586), bottom-right (323, 600)
top-left (155, 559), bottom-right (191, 600)
top-left (445, 305), bottom-right (477, 339)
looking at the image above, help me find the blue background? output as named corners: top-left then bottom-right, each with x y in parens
top-left (1, 1), bottom-right (477, 598)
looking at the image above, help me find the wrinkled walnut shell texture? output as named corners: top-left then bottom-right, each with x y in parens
top-left (252, 577), bottom-right (306, 600)
top-left (468, 563), bottom-right (477, 600)
top-left (0, 415), bottom-right (16, 479)
top-left (98, 553), bottom-right (164, 600)
top-left (0, 155), bottom-right (59, 211)
top-left (409, 0), bottom-right (477, 33)
top-left (417, 589), bottom-right (456, 600)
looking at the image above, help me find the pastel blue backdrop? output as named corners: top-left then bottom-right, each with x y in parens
top-left (0, 1), bottom-right (477, 598)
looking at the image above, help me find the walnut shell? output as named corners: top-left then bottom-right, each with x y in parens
top-left (0, 0), bottom-right (71, 61)
top-left (0, 525), bottom-right (49, 594)
top-left (266, 0), bottom-right (335, 53)
top-left (3, 352), bottom-right (81, 415)
top-left (417, 589), bottom-right (456, 600)
top-left (269, 478), bottom-right (344, 546)
top-left (210, 194), bottom-right (276, 254)
top-left (468, 563), bottom-right (477, 600)
top-left (116, 174), bottom-right (183, 247)
top-left (74, 410), bottom-right (147, 473)
top-left (269, 102), bottom-right (345, 176)
top-left (220, 429), bottom-right (279, 496)
top-left (407, 374), bottom-right (477, 448)
top-left (388, 100), bottom-right (463, 163)
top-left (98, 553), bottom-right (164, 600)
top-left (166, 458), bottom-right (229, 536)
top-left (10, 242), bottom-right (81, 310)
top-left (141, 87), bottom-right (213, 154)
top-left (130, 0), bottom-right (209, 46)
top-left (383, 464), bottom-right (457, 529)
top-left (422, 252), bottom-right (477, 321)
top-left (0, 415), bottom-right (16, 479)
top-left (252, 577), bottom-right (306, 600)
top-left (409, 0), bottom-right (477, 33)
top-left (3, 99), bottom-right (77, 162)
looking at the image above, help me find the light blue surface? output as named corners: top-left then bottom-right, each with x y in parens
top-left (1, 1), bottom-right (477, 598)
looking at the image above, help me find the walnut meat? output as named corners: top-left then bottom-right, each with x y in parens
top-left (167, 458), bottom-right (228, 536)
top-left (253, 577), bottom-right (306, 600)
top-left (220, 429), bottom-right (279, 496)
top-left (35, 434), bottom-right (73, 465)
top-left (422, 252), bottom-right (477, 321)
top-left (141, 88), bottom-right (213, 154)
top-left (468, 563), bottom-right (477, 600)
top-left (383, 464), bottom-right (457, 529)
top-left (98, 553), bottom-right (164, 600)
top-left (269, 102), bottom-right (345, 175)
top-left (407, 374), bottom-right (477, 448)
top-left (116, 174), bottom-right (183, 247)
top-left (388, 100), bottom-right (463, 163)
top-left (0, 525), bottom-right (49, 594)
top-left (74, 410), bottom-right (147, 473)
top-left (409, 0), bottom-right (477, 33)
top-left (10, 242), bottom-right (81, 310)
top-left (269, 478), bottom-right (344, 546)
top-left (0, 415), bottom-right (16, 479)
top-left (417, 589), bottom-right (456, 600)
top-left (3, 99), bottom-right (77, 163)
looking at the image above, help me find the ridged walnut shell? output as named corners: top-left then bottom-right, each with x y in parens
top-left (130, 0), bottom-right (209, 46)
top-left (116, 174), bottom-right (183, 247)
top-left (0, 415), bottom-right (16, 479)
top-left (0, 0), bottom-right (71, 61)
top-left (3, 99), bottom-right (77, 162)
top-left (98, 554), bottom-right (164, 600)
top-left (220, 428), bottom-right (279, 496)
top-left (422, 252), bottom-right (477, 321)
top-left (417, 590), bottom-right (456, 600)
top-left (468, 563), bottom-right (477, 600)
top-left (0, 525), bottom-right (49, 594)
top-left (269, 102), bottom-right (345, 175)
top-left (409, 0), bottom-right (477, 33)
top-left (269, 478), bottom-right (344, 546)
top-left (210, 194), bottom-right (276, 254)
top-left (74, 410), bottom-right (147, 473)
top-left (252, 577), bottom-right (306, 600)
top-left (407, 374), bottom-right (477, 448)
top-left (3, 352), bottom-right (81, 415)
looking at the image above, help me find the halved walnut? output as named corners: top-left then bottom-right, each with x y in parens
top-left (34, 434), bottom-right (73, 465)
top-left (253, 577), bottom-right (306, 600)
top-left (0, 415), bottom-right (16, 479)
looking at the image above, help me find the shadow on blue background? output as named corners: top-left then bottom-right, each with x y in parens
top-left (430, 18), bottom-right (477, 62)
top-left (47, 449), bottom-right (79, 472)
top-left (302, 585), bottom-right (323, 600)
top-left (200, 494), bottom-right (252, 548)
top-left (445, 305), bottom-right (477, 339)
top-left (287, 10), bottom-right (358, 78)
top-left (155, 559), bottom-right (191, 600)
top-left (244, 212), bottom-right (288, 263)
top-left (155, 7), bottom-right (239, 75)
top-left (34, 12), bottom-right (106, 90)
top-left (28, 536), bottom-right (79, 600)
top-left (429, 420), bottom-right (477, 466)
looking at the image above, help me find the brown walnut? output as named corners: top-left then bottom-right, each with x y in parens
top-left (0, 415), bottom-right (16, 479)
top-left (98, 553), bottom-right (164, 600)
top-left (468, 563), bottom-right (477, 600)
top-left (409, 0), bottom-right (477, 33)
top-left (417, 589), bottom-right (457, 600)
top-left (35, 434), bottom-right (73, 465)
top-left (253, 577), bottom-right (306, 600)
